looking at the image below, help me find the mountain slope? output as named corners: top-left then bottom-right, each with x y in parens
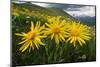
top-left (12, 2), bottom-right (76, 21)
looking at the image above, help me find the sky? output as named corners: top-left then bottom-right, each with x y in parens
top-left (32, 2), bottom-right (95, 17)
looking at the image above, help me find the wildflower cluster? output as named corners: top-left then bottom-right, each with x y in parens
top-left (15, 16), bottom-right (92, 52)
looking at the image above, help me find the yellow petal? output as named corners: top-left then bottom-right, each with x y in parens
top-left (31, 21), bottom-right (34, 31)
top-left (30, 41), bottom-right (34, 50)
top-left (51, 33), bottom-right (54, 40)
top-left (45, 23), bottom-right (52, 28)
top-left (59, 34), bottom-right (65, 41)
top-left (70, 37), bottom-right (74, 44)
top-left (67, 37), bottom-right (72, 42)
top-left (36, 37), bottom-right (44, 45)
top-left (55, 35), bottom-right (59, 44)
top-left (18, 39), bottom-right (28, 44)
top-left (15, 33), bottom-right (24, 36)
top-left (78, 37), bottom-right (86, 45)
top-left (19, 41), bottom-right (30, 52)
top-left (21, 41), bottom-right (30, 52)
top-left (77, 38), bottom-right (83, 46)
top-left (33, 40), bottom-right (39, 49)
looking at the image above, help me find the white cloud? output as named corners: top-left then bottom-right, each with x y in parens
top-left (32, 3), bottom-right (49, 7)
top-left (64, 6), bottom-right (95, 17)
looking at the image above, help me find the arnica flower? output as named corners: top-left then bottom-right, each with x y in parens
top-left (15, 21), bottom-right (46, 52)
top-left (66, 21), bottom-right (91, 47)
top-left (44, 16), bottom-right (69, 44)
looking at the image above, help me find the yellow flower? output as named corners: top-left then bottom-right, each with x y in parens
top-left (66, 21), bottom-right (91, 46)
top-left (44, 16), bottom-right (68, 44)
top-left (15, 21), bottom-right (46, 52)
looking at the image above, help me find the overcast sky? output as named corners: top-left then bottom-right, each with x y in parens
top-left (32, 2), bottom-right (95, 17)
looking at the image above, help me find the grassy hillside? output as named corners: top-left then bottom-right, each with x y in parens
top-left (12, 2), bottom-right (76, 21)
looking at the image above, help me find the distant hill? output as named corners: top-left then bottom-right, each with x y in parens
top-left (75, 16), bottom-right (96, 26)
top-left (12, 2), bottom-right (76, 21)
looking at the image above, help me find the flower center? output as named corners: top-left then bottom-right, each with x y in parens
top-left (27, 32), bottom-right (37, 40)
top-left (53, 27), bottom-right (60, 34)
top-left (71, 30), bottom-right (79, 36)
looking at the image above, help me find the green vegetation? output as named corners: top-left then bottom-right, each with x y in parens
top-left (12, 2), bottom-right (96, 66)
